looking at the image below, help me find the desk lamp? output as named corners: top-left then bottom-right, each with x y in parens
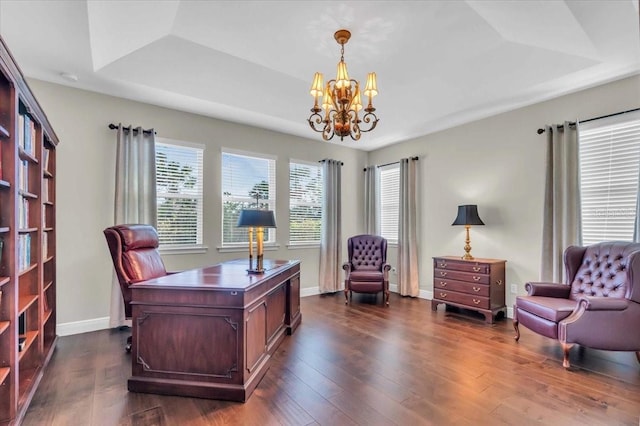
top-left (237, 209), bottom-right (277, 273)
top-left (452, 204), bottom-right (484, 260)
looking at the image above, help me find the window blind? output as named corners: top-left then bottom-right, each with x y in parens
top-left (289, 161), bottom-right (323, 244)
top-left (156, 140), bottom-right (204, 246)
top-left (579, 115), bottom-right (640, 245)
top-left (379, 164), bottom-right (400, 244)
top-left (222, 150), bottom-right (276, 245)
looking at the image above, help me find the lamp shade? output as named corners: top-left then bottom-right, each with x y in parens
top-left (452, 205), bottom-right (484, 226)
top-left (237, 209), bottom-right (277, 228)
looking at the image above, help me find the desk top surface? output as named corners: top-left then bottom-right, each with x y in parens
top-left (133, 259), bottom-right (300, 291)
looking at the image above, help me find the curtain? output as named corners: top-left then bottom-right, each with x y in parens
top-left (398, 157), bottom-right (419, 296)
top-left (109, 124), bottom-right (157, 328)
top-left (364, 166), bottom-right (378, 234)
top-left (541, 122), bottom-right (581, 283)
top-left (319, 159), bottom-right (342, 293)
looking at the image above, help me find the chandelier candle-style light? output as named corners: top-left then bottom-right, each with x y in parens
top-left (308, 29), bottom-right (379, 141)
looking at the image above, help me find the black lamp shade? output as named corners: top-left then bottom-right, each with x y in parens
top-left (452, 205), bottom-right (484, 226)
top-left (237, 209), bottom-right (277, 228)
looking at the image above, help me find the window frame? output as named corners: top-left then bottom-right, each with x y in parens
top-left (220, 148), bottom-right (277, 248)
top-left (288, 159), bottom-right (323, 247)
top-left (379, 163), bottom-right (400, 245)
top-left (155, 137), bottom-right (206, 253)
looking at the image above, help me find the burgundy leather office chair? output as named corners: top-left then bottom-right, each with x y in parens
top-left (343, 234), bottom-right (391, 306)
top-left (514, 241), bottom-right (640, 368)
top-left (103, 224), bottom-right (169, 352)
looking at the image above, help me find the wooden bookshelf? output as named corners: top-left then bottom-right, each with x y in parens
top-left (0, 34), bottom-right (59, 425)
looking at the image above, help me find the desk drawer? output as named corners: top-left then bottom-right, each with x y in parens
top-left (434, 278), bottom-right (489, 297)
top-left (433, 268), bottom-right (489, 284)
top-left (433, 290), bottom-right (490, 310)
top-left (433, 258), bottom-right (489, 274)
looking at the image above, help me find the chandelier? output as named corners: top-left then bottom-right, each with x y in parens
top-left (308, 29), bottom-right (379, 141)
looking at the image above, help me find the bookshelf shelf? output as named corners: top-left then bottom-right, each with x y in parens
top-left (0, 34), bottom-right (59, 424)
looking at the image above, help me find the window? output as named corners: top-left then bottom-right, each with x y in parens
top-left (222, 150), bottom-right (276, 245)
top-left (379, 164), bottom-right (400, 244)
top-left (155, 139), bottom-right (204, 247)
top-left (289, 161), bottom-right (323, 244)
top-left (579, 113), bottom-right (640, 245)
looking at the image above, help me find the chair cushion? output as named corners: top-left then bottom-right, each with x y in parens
top-left (516, 296), bottom-right (577, 322)
top-left (118, 224), bottom-right (160, 251)
top-left (349, 270), bottom-right (384, 282)
top-left (122, 248), bottom-right (167, 283)
top-left (349, 235), bottom-right (387, 271)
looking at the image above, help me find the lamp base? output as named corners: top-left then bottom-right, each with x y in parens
top-left (461, 253), bottom-right (474, 261)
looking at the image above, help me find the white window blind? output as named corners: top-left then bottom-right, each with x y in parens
top-left (579, 113), bottom-right (640, 245)
top-left (222, 150), bottom-right (276, 245)
top-left (379, 164), bottom-right (400, 244)
top-left (155, 140), bottom-right (204, 247)
top-left (289, 161), bottom-right (323, 244)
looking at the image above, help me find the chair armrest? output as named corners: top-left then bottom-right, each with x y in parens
top-left (382, 263), bottom-right (391, 280)
top-left (578, 296), bottom-right (629, 311)
top-left (525, 282), bottom-right (571, 298)
top-left (342, 262), bottom-right (351, 272)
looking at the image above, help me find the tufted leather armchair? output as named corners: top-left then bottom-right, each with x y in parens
top-left (514, 241), bottom-right (640, 368)
top-left (343, 234), bottom-right (391, 306)
top-left (103, 224), bottom-right (170, 351)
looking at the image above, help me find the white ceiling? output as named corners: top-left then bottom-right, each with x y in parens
top-left (0, 1), bottom-right (639, 151)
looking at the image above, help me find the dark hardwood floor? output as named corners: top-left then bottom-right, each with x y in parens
top-left (23, 293), bottom-right (640, 425)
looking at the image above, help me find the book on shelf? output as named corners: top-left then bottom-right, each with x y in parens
top-left (42, 232), bottom-right (48, 258)
top-left (43, 148), bottom-right (50, 172)
top-left (18, 337), bottom-right (26, 352)
top-left (18, 160), bottom-right (28, 192)
top-left (18, 234), bottom-right (31, 270)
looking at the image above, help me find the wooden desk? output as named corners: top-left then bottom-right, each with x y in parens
top-left (128, 259), bottom-right (301, 402)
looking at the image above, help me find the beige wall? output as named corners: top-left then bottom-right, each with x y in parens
top-left (26, 74), bottom-right (640, 331)
top-left (369, 74), bottom-right (640, 313)
top-left (27, 79), bottom-right (368, 332)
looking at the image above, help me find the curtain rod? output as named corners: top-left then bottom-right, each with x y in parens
top-left (363, 156), bottom-right (419, 171)
top-left (108, 123), bottom-right (155, 135)
top-left (536, 107), bottom-right (640, 134)
top-left (318, 159), bottom-right (344, 165)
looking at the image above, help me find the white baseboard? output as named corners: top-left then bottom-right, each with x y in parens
top-left (57, 316), bottom-right (111, 336)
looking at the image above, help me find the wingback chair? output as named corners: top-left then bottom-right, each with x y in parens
top-left (514, 241), bottom-right (640, 368)
top-left (103, 224), bottom-right (169, 351)
top-left (343, 234), bottom-right (391, 306)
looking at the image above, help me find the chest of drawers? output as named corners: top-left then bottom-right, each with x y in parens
top-left (431, 256), bottom-right (506, 324)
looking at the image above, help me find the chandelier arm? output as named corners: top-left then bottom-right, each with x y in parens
top-left (359, 112), bottom-right (379, 133)
top-left (308, 111), bottom-right (326, 133)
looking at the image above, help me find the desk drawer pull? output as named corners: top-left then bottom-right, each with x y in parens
top-left (439, 292), bottom-right (447, 298)
top-left (472, 299), bottom-right (481, 305)
top-left (440, 282), bottom-right (447, 287)
top-left (230, 291), bottom-right (238, 296)
top-left (473, 276), bottom-right (481, 281)
top-left (440, 272), bottom-right (447, 277)
top-left (472, 266), bottom-right (481, 272)
top-left (472, 286), bottom-right (481, 292)
top-left (496, 280), bottom-right (503, 286)
top-left (439, 262), bottom-right (447, 268)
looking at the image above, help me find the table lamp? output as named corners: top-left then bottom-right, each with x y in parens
top-left (237, 209), bottom-right (277, 273)
top-left (452, 204), bottom-right (484, 260)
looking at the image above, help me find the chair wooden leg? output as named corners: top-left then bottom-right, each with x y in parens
top-left (385, 290), bottom-right (390, 306)
top-left (513, 319), bottom-right (520, 341)
top-left (561, 343), bottom-right (574, 368)
top-left (344, 288), bottom-right (349, 304)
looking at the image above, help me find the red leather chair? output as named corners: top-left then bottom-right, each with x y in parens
top-left (514, 241), bottom-right (640, 368)
top-left (103, 224), bottom-right (169, 351)
top-left (343, 234), bottom-right (391, 306)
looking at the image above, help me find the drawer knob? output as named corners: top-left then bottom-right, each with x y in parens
top-left (473, 276), bottom-right (481, 281)
top-left (472, 266), bottom-right (481, 272)
top-left (473, 286), bottom-right (481, 292)
top-left (439, 292), bottom-right (447, 298)
top-left (496, 280), bottom-right (503, 286)
top-left (439, 262), bottom-right (447, 268)
top-left (440, 272), bottom-right (447, 277)
top-left (440, 282), bottom-right (447, 287)
top-left (231, 291), bottom-right (238, 296)
top-left (473, 299), bottom-right (481, 305)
